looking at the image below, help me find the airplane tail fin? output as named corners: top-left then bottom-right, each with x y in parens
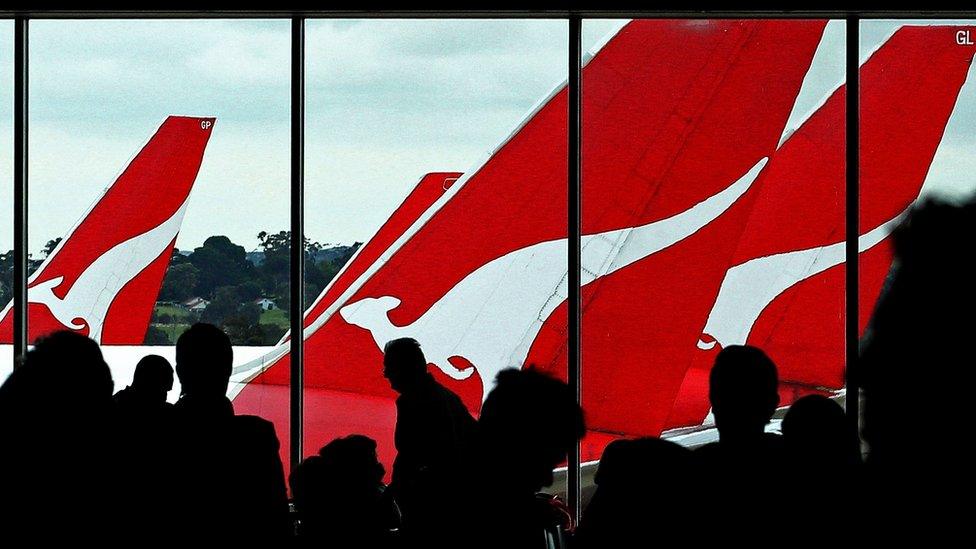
top-left (278, 171), bottom-right (461, 345)
top-left (0, 116), bottom-right (216, 344)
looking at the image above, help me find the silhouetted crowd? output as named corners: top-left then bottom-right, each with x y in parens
top-left (1, 197), bottom-right (972, 546)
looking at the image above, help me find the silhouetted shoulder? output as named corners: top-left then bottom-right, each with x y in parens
top-left (232, 414), bottom-right (281, 448)
top-left (694, 440), bottom-right (721, 458)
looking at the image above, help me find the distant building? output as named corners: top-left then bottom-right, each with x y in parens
top-left (255, 297), bottom-right (277, 311)
top-left (182, 297), bottom-right (210, 312)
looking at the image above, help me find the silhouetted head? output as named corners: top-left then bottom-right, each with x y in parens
top-left (782, 394), bottom-right (856, 470)
top-left (175, 323), bottom-right (233, 398)
top-left (479, 368), bottom-right (585, 493)
top-left (595, 437), bottom-right (691, 488)
top-left (0, 331), bottom-right (113, 419)
top-left (709, 345), bottom-right (779, 441)
top-left (383, 338), bottom-right (427, 393)
top-left (319, 434), bottom-right (385, 488)
top-left (132, 354), bottom-right (174, 403)
top-left (292, 435), bottom-right (386, 538)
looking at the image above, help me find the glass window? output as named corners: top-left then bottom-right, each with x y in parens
top-left (0, 21), bottom-right (12, 380)
top-left (858, 20), bottom-right (976, 348)
top-left (22, 20), bottom-right (291, 453)
top-left (580, 19), bottom-right (846, 462)
top-left (263, 19), bottom-right (569, 478)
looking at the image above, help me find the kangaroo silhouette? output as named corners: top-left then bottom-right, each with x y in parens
top-left (340, 158), bottom-right (768, 400)
top-left (697, 208), bottom-right (907, 351)
top-left (15, 199), bottom-right (190, 342)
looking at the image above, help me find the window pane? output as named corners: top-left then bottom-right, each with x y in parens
top-left (580, 19), bottom-right (846, 463)
top-left (21, 19), bottom-right (291, 448)
top-left (228, 20), bottom-right (569, 484)
top-left (0, 21), bottom-right (11, 378)
top-left (859, 20), bottom-right (976, 330)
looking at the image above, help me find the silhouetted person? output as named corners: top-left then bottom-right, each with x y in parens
top-left (783, 394), bottom-right (858, 476)
top-left (695, 345), bottom-right (784, 535)
top-left (860, 197), bottom-right (976, 536)
top-left (781, 394), bottom-right (859, 529)
top-left (114, 354), bottom-right (174, 415)
top-left (113, 354), bottom-right (175, 537)
top-left (291, 435), bottom-right (399, 547)
top-left (575, 437), bottom-right (695, 548)
top-left (171, 323), bottom-right (289, 542)
top-left (0, 331), bottom-right (116, 540)
top-left (383, 337), bottom-right (476, 543)
top-left (469, 368), bottom-right (585, 549)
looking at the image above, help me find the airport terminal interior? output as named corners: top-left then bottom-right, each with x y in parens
top-left (1, 10), bottom-right (973, 544)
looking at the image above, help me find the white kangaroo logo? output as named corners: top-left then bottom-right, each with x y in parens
top-left (340, 158), bottom-right (768, 400)
top-left (18, 199), bottom-right (190, 342)
top-left (697, 208), bottom-right (908, 351)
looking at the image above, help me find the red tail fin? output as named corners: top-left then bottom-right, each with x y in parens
top-left (0, 116), bottom-right (216, 344)
top-left (282, 171), bottom-right (462, 343)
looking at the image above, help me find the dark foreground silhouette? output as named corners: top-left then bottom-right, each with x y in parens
top-left (291, 435), bottom-right (400, 547)
top-left (860, 197), bottom-right (976, 537)
top-left (0, 331), bottom-right (116, 540)
top-left (466, 367), bottom-right (585, 549)
top-left (4, 196), bottom-right (973, 544)
top-left (382, 337), bottom-right (476, 544)
top-left (170, 323), bottom-right (289, 542)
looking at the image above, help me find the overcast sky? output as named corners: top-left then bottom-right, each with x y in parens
top-left (0, 19), bottom-right (974, 255)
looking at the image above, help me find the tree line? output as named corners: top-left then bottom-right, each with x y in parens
top-left (0, 232), bottom-right (360, 346)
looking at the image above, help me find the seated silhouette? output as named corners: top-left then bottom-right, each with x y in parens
top-left (382, 337), bottom-right (476, 543)
top-left (468, 367), bottom-right (585, 549)
top-left (0, 331), bottom-right (116, 540)
top-left (575, 437), bottom-right (695, 547)
top-left (170, 323), bottom-right (289, 541)
top-left (291, 435), bottom-right (399, 547)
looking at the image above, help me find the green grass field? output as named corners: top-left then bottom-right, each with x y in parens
top-left (157, 323), bottom-right (191, 342)
top-left (260, 307), bottom-right (288, 329)
top-left (154, 304), bottom-right (195, 322)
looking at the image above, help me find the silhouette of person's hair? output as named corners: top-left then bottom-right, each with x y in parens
top-left (709, 344), bottom-right (780, 440)
top-left (480, 368), bottom-right (585, 493)
top-left (291, 435), bottom-right (398, 546)
top-left (176, 322), bottom-right (233, 396)
top-left (318, 434), bottom-right (386, 487)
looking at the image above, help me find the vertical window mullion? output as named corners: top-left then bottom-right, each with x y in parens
top-left (568, 13), bottom-right (582, 525)
top-left (290, 15), bottom-right (305, 469)
top-left (13, 17), bottom-right (28, 362)
top-left (845, 17), bottom-right (860, 451)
